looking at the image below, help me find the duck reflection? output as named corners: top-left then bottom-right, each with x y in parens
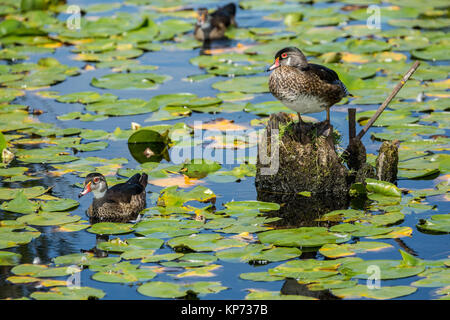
top-left (256, 188), bottom-right (349, 300)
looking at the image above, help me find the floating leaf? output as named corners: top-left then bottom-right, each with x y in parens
top-left (0, 251), bottom-right (21, 266)
top-left (339, 259), bottom-right (425, 280)
top-left (245, 290), bottom-right (317, 300)
top-left (30, 287), bottom-right (105, 300)
top-left (168, 233), bottom-right (247, 252)
top-left (365, 178), bottom-right (402, 197)
top-left (91, 73), bottom-right (171, 90)
top-left (138, 281), bottom-right (187, 298)
top-left (417, 214), bottom-right (450, 234)
top-left (17, 212), bottom-right (81, 226)
top-left (212, 76), bottom-right (269, 93)
top-left (258, 227), bottom-right (351, 248)
top-left (332, 285), bottom-right (417, 300)
top-left (319, 242), bottom-right (393, 258)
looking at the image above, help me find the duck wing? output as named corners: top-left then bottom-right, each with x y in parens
top-left (306, 63), bottom-right (340, 83)
top-left (104, 178), bottom-right (145, 204)
top-left (307, 63), bottom-right (351, 96)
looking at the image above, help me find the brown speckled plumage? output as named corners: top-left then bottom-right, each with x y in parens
top-left (269, 65), bottom-right (346, 108)
top-left (79, 173), bottom-right (148, 223)
top-left (268, 47), bottom-right (350, 121)
top-left (194, 3), bottom-right (237, 41)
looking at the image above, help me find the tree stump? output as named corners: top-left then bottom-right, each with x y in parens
top-left (255, 112), bottom-right (400, 227)
top-left (255, 113), bottom-right (348, 197)
top-left (376, 140), bottom-right (399, 183)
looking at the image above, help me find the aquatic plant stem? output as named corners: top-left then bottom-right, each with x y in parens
top-left (356, 61), bottom-right (421, 140)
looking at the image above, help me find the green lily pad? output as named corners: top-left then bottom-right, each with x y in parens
top-left (329, 223), bottom-right (393, 237)
top-left (245, 290), bottom-right (317, 300)
top-left (339, 259), bottom-right (425, 280)
top-left (17, 212), bottom-right (81, 226)
top-left (183, 281), bottom-right (228, 296)
top-left (0, 190), bottom-right (40, 214)
top-left (168, 233), bottom-right (247, 252)
top-left (91, 72), bottom-right (171, 90)
top-left (365, 178), bottom-right (402, 197)
top-left (30, 286), bottom-right (105, 300)
top-left (239, 272), bottom-right (285, 282)
top-left (87, 222), bottom-right (134, 235)
top-left (0, 225), bottom-right (40, 249)
top-left (0, 251), bottom-right (21, 266)
top-left (411, 269), bottom-right (450, 287)
top-left (258, 227), bottom-right (351, 248)
top-left (417, 214), bottom-right (450, 234)
top-left (212, 76), bottom-right (269, 93)
top-left (269, 259), bottom-right (343, 280)
top-left (141, 253), bottom-right (184, 263)
top-left (319, 242), bottom-right (393, 258)
top-left (138, 281), bottom-right (187, 298)
top-left (224, 200), bottom-right (280, 212)
top-left (332, 285), bottom-right (417, 300)
top-left (41, 199), bottom-right (79, 212)
top-left (91, 261), bottom-right (156, 283)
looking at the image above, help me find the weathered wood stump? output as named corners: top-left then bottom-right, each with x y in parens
top-left (376, 140), bottom-right (400, 183)
top-left (255, 113), bottom-right (348, 197)
top-left (255, 112), bottom-right (399, 226)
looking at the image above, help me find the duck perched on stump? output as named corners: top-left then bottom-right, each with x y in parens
top-left (194, 3), bottom-right (237, 41)
top-left (268, 47), bottom-right (351, 127)
top-left (79, 173), bottom-right (148, 223)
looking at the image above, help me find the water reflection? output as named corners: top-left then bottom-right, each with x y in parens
top-left (256, 189), bottom-right (349, 300)
top-left (127, 141), bottom-right (169, 164)
top-left (257, 189), bottom-right (349, 228)
top-left (281, 279), bottom-right (340, 300)
top-left (81, 234), bottom-right (109, 258)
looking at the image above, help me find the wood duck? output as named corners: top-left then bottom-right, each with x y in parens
top-left (78, 173), bottom-right (148, 223)
top-left (194, 3), bottom-right (237, 41)
top-left (268, 47), bottom-right (351, 126)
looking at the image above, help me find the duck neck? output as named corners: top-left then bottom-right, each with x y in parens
top-left (92, 184), bottom-right (107, 199)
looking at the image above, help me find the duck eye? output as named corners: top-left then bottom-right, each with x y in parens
top-left (93, 177), bottom-right (100, 183)
top-left (281, 53), bottom-right (288, 59)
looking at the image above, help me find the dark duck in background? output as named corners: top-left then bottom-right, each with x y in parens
top-left (78, 172), bottom-right (148, 223)
top-left (194, 3), bottom-right (237, 42)
top-left (268, 47), bottom-right (351, 127)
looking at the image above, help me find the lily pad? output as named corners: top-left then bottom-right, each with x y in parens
top-left (319, 242), bottom-right (393, 258)
top-left (87, 222), bottom-right (134, 235)
top-left (258, 227), bottom-right (351, 248)
top-left (30, 286), bottom-right (105, 300)
top-left (138, 281), bottom-right (187, 298)
top-left (332, 285), bottom-right (417, 300)
top-left (417, 214), bottom-right (450, 234)
top-left (0, 251), bottom-right (21, 266)
top-left (212, 76), bottom-right (269, 93)
top-left (91, 72), bottom-right (171, 90)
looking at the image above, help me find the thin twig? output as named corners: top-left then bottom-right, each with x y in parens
top-left (356, 61), bottom-right (421, 140)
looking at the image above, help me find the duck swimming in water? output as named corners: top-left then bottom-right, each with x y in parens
top-left (78, 173), bottom-right (148, 223)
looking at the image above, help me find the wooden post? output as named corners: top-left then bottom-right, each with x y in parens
top-left (348, 108), bottom-right (356, 142)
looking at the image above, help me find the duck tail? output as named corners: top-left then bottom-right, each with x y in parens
top-left (220, 3), bottom-right (236, 16)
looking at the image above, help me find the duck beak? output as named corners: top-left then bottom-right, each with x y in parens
top-left (78, 181), bottom-right (91, 198)
top-left (266, 57), bottom-right (279, 72)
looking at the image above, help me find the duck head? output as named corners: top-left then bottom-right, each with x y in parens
top-left (79, 173), bottom-right (108, 199)
top-left (267, 47), bottom-right (309, 71)
top-left (196, 8), bottom-right (211, 30)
